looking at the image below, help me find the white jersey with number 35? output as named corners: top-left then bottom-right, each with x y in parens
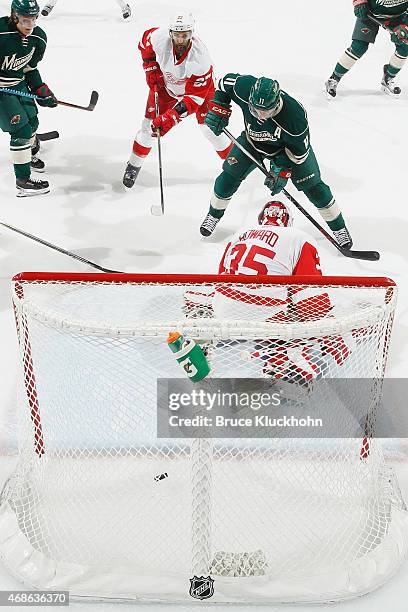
top-left (215, 225), bottom-right (328, 323)
top-left (219, 226), bottom-right (321, 277)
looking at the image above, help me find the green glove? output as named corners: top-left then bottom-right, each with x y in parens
top-left (353, 0), bottom-right (369, 19)
top-left (264, 159), bottom-right (292, 196)
top-left (205, 99), bottom-right (232, 136)
top-left (35, 84), bottom-right (58, 108)
top-left (391, 22), bottom-right (408, 45)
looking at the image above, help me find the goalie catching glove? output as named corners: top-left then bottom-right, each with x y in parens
top-left (264, 158), bottom-right (292, 196)
top-left (35, 84), bottom-right (58, 108)
top-left (205, 100), bottom-right (232, 136)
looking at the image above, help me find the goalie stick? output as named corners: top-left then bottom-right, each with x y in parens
top-left (151, 87), bottom-right (165, 216)
top-left (37, 131), bottom-right (59, 142)
top-left (1, 88), bottom-right (99, 112)
top-left (0, 222), bottom-right (123, 274)
top-left (222, 129), bottom-right (380, 261)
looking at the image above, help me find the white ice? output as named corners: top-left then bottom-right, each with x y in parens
top-left (0, 0), bottom-right (408, 610)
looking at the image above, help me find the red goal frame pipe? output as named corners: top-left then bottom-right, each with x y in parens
top-left (12, 272), bottom-right (396, 288)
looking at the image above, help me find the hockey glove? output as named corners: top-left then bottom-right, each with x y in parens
top-left (353, 0), bottom-right (369, 19)
top-left (151, 108), bottom-right (181, 136)
top-left (35, 84), bottom-right (58, 108)
top-left (205, 100), bottom-right (232, 136)
top-left (391, 23), bottom-right (408, 45)
top-left (143, 60), bottom-right (165, 90)
top-left (264, 159), bottom-right (292, 196)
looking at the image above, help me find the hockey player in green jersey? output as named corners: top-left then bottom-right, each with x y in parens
top-left (201, 74), bottom-right (353, 250)
top-left (326, 0), bottom-right (408, 97)
top-left (0, 0), bottom-right (57, 197)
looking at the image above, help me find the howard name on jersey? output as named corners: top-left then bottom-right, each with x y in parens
top-left (139, 27), bottom-right (214, 109)
top-left (367, 0), bottom-right (408, 19)
top-left (216, 226), bottom-right (330, 323)
top-left (0, 16), bottom-right (46, 89)
top-left (219, 225), bottom-right (321, 277)
top-left (218, 73), bottom-right (310, 165)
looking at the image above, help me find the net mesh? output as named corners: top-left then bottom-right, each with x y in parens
top-left (0, 274), bottom-right (407, 603)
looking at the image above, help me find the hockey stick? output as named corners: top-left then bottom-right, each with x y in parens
top-left (37, 131), bottom-right (59, 142)
top-left (0, 88), bottom-right (99, 112)
top-left (0, 222), bottom-right (123, 274)
top-left (150, 87), bottom-right (165, 216)
top-left (222, 128), bottom-right (380, 261)
top-left (367, 13), bottom-right (394, 31)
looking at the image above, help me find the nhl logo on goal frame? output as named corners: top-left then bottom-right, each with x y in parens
top-left (189, 575), bottom-right (214, 600)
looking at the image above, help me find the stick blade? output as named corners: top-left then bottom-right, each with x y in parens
top-left (341, 249), bottom-right (380, 261)
top-left (151, 204), bottom-right (164, 216)
top-left (37, 131), bottom-right (59, 142)
top-left (88, 91), bottom-right (99, 111)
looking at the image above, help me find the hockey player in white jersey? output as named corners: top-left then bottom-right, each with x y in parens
top-left (123, 12), bottom-right (232, 188)
top-left (41, 0), bottom-right (131, 20)
top-left (214, 201), bottom-right (351, 385)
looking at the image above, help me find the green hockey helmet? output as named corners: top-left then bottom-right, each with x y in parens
top-left (11, 0), bottom-right (40, 17)
top-left (249, 77), bottom-right (281, 121)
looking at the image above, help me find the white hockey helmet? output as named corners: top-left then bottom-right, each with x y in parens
top-left (258, 201), bottom-right (293, 227)
top-left (169, 12), bottom-right (195, 35)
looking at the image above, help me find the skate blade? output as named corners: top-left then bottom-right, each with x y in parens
top-left (31, 167), bottom-right (46, 174)
top-left (151, 205), bottom-right (164, 216)
top-left (16, 187), bottom-right (50, 198)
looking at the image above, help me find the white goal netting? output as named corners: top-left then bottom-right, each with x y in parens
top-left (0, 273), bottom-right (407, 604)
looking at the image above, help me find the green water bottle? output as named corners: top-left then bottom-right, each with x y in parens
top-left (167, 332), bottom-right (211, 382)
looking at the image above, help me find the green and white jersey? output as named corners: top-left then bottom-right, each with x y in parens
top-left (0, 16), bottom-right (46, 89)
top-left (368, 0), bottom-right (408, 19)
top-left (218, 73), bottom-right (310, 165)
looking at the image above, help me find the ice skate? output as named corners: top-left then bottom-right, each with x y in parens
top-left (16, 177), bottom-right (50, 197)
top-left (31, 155), bottom-right (45, 173)
top-left (333, 227), bottom-right (353, 250)
top-left (381, 65), bottom-right (401, 97)
top-left (41, 4), bottom-right (54, 17)
top-left (122, 4), bottom-right (131, 20)
top-left (200, 212), bottom-right (220, 237)
top-left (122, 163), bottom-right (140, 188)
top-left (325, 76), bottom-right (339, 99)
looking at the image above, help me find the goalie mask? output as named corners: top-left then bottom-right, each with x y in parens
top-left (258, 201), bottom-right (293, 227)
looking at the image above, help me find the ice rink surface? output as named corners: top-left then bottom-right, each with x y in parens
top-left (0, 0), bottom-right (408, 609)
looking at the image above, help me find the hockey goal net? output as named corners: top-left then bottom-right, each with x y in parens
top-left (0, 272), bottom-right (407, 603)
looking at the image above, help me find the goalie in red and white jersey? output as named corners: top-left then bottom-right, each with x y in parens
top-left (213, 201), bottom-right (351, 385)
top-left (123, 12), bottom-right (232, 188)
